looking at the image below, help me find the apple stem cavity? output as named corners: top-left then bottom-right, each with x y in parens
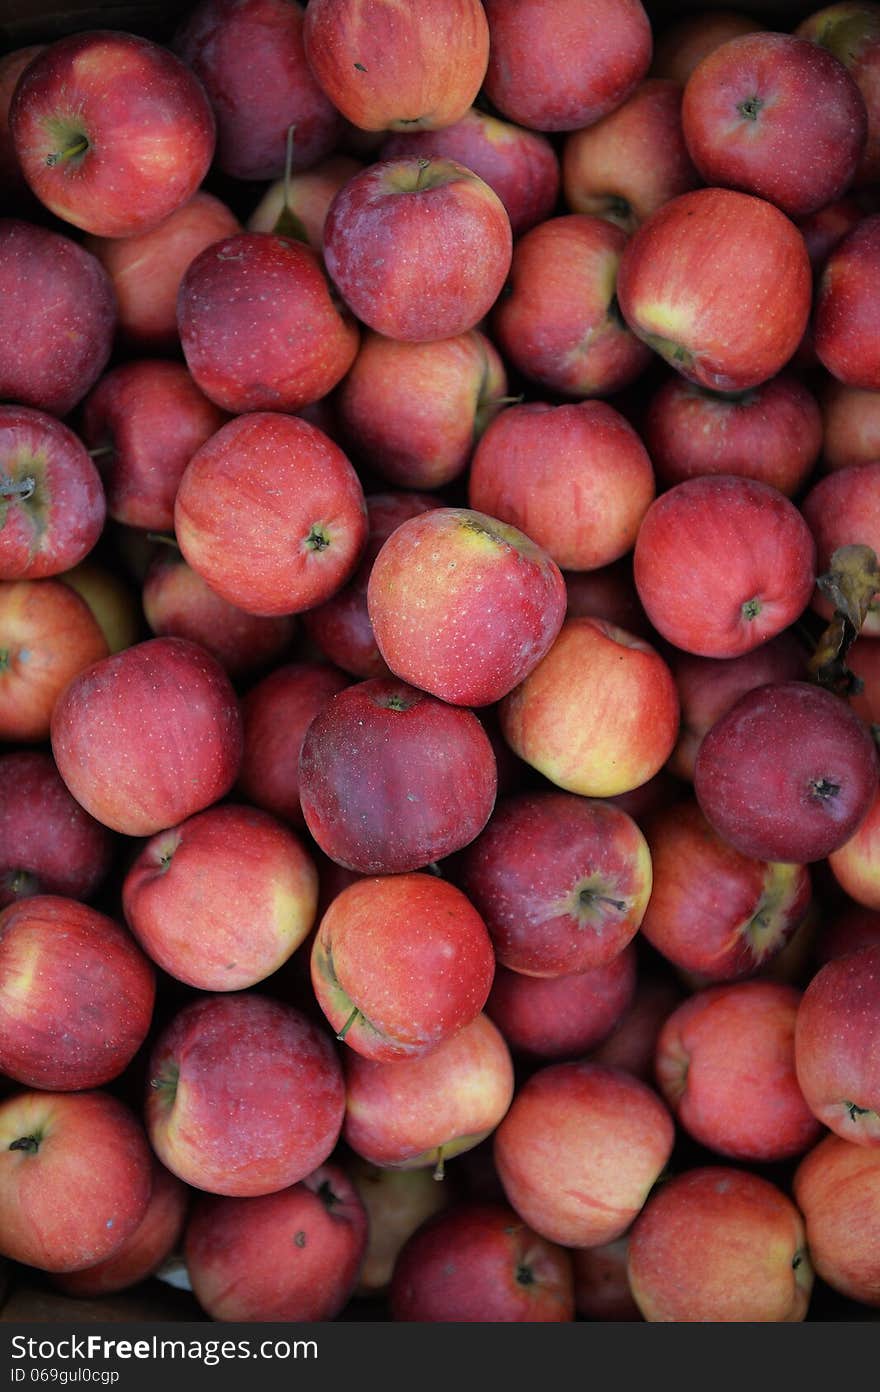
top-left (741, 596), bottom-right (762, 622)
top-left (336, 1006), bottom-right (360, 1042)
top-left (845, 1101), bottom-right (871, 1122)
top-left (304, 524), bottom-right (331, 552)
top-left (149, 1062), bottom-right (179, 1108)
top-left (579, 887), bottom-right (627, 912)
top-left (737, 95), bottom-right (763, 121)
top-left (46, 134), bottom-right (89, 167)
top-left (9, 1135), bottom-right (39, 1154)
top-left (0, 475), bottom-right (36, 502)
top-left (810, 777), bottom-right (841, 802)
top-left (515, 1263), bottom-right (535, 1286)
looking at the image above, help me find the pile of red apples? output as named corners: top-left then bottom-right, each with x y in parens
top-left (4, 0), bottom-right (880, 1326)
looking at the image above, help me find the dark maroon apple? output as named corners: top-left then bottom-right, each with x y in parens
top-left (299, 677), bottom-right (497, 873)
top-left (486, 947), bottom-right (637, 1061)
top-left (695, 680), bottom-right (880, 862)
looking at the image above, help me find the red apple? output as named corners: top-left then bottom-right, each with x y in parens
top-left (694, 680), bottom-right (879, 863)
top-left (174, 0), bottom-right (342, 179)
top-left (642, 372), bottom-right (822, 496)
top-left (651, 11), bottom-right (764, 85)
top-left (0, 47), bottom-right (44, 200)
top-left (311, 872), bottom-right (495, 1060)
top-left (381, 107), bottom-right (560, 237)
top-left (627, 1167), bottom-right (813, 1321)
top-left (486, 948), bottom-right (637, 1061)
top-left (347, 1157), bottom-right (449, 1297)
top-left (572, 1237), bottom-right (640, 1322)
top-left (80, 360), bottom-right (228, 533)
top-left (681, 32), bottom-right (867, 218)
top-left (367, 507), bottom-right (566, 708)
top-left (797, 2), bottom-right (880, 186)
top-left (469, 400), bottom-right (655, 572)
top-left (562, 80), bottom-right (700, 233)
top-left (343, 1013), bottom-right (514, 1175)
top-left (178, 232), bottom-right (359, 415)
top-left (828, 785), bottom-right (880, 908)
top-left (84, 191), bottom-right (241, 352)
top-left (0, 579), bottom-right (109, 743)
top-left (455, 791), bottom-right (652, 976)
top-left (0, 405), bottom-right (105, 581)
top-left (848, 632), bottom-right (880, 723)
top-left (589, 974), bottom-right (684, 1083)
top-left (0, 895), bottom-right (155, 1091)
top-left (794, 1132), bottom-right (880, 1306)
top-left (302, 0), bottom-right (489, 132)
top-left (655, 980), bottom-right (822, 1161)
top-left (814, 213), bottom-right (880, 387)
top-left (300, 678), bottom-right (497, 874)
top-left (0, 750), bottom-right (114, 910)
top-left (491, 214), bottom-right (653, 399)
top-left (640, 799), bottom-right (812, 982)
top-left (633, 475), bottom-right (816, 658)
top-left (175, 412), bottom-right (367, 618)
top-left (563, 556), bottom-right (651, 638)
top-left (796, 943), bottom-right (880, 1143)
top-left (247, 154), bottom-right (362, 246)
top-left (0, 219), bottom-right (115, 418)
top-left (493, 1062), bottom-right (675, 1249)
top-left (185, 1163), bottom-right (367, 1321)
top-left (390, 1203), bottom-right (575, 1322)
top-left (336, 332), bottom-right (507, 492)
top-left (499, 617), bottom-right (680, 798)
top-left (146, 992), bottom-right (345, 1197)
top-left (10, 30), bottom-right (215, 238)
top-left (819, 378), bottom-right (880, 470)
top-left (617, 188), bottom-right (812, 392)
top-left (323, 158), bottom-right (512, 343)
top-left (51, 636), bottom-right (243, 838)
top-left (237, 660), bottom-right (351, 829)
top-left (123, 803), bottom-right (318, 992)
top-left (801, 463), bottom-right (880, 634)
top-left (481, 0), bottom-right (652, 132)
top-left (0, 1089), bottom-right (152, 1274)
top-left (798, 195), bottom-right (865, 267)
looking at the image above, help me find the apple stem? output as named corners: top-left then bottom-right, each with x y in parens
top-left (492, 395), bottom-right (526, 407)
top-left (433, 1147), bottom-right (445, 1182)
top-left (0, 475), bottom-right (36, 501)
top-left (415, 157), bottom-right (432, 191)
top-left (336, 1006), bottom-right (360, 1042)
top-left (145, 532), bottom-right (181, 552)
top-left (272, 125), bottom-right (310, 244)
top-left (87, 444), bottom-right (115, 459)
top-left (46, 135), bottom-right (89, 167)
top-left (9, 1135), bottom-right (39, 1154)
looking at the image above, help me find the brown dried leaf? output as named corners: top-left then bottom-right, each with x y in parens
top-left (808, 544), bottom-right (880, 695)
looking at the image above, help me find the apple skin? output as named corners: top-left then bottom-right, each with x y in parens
top-left (80, 360), bottom-right (228, 533)
top-left (627, 1167), bottom-right (813, 1322)
top-left (146, 992), bottom-right (345, 1198)
top-left (491, 214), bottom-right (653, 399)
top-left (681, 32), bottom-right (867, 219)
top-left (639, 799), bottom-right (812, 982)
top-left (51, 636), bottom-right (243, 839)
top-left (0, 579), bottom-right (109, 743)
top-left (589, 974), bottom-right (684, 1083)
top-left (454, 791), bottom-right (652, 976)
top-left (0, 219), bottom-right (115, 419)
top-left (185, 1162), bottom-right (368, 1321)
top-left (642, 372), bottom-right (823, 497)
top-left (572, 1237), bottom-right (640, 1322)
top-left (793, 1133), bottom-right (880, 1307)
top-left (178, 232), bottom-right (359, 415)
top-left (303, 493), bottom-right (443, 677)
top-left (10, 30), bottom-right (215, 238)
top-left (617, 188), bottom-right (812, 393)
top-left (651, 11), bottom-right (764, 85)
top-left (469, 401), bottom-right (655, 573)
top-left (237, 661), bottom-right (351, 829)
top-left (142, 553), bottom-right (297, 679)
top-left (336, 332), bottom-right (507, 492)
top-left (123, 803), bottom-right (318, 993)
top-left (323, 158), bottom-right (512, 343)
top-left (499, 617), bottom-right (680, 799)
top-left (0, 1089), bottom-right (153, 1274)
top-left (347, 1157), bottom-right (449, 1297)
top-left (59, 558), bottom-right (142, 656)
top-left (302, 0), bottom-right (490, 132)
top-left (694, 680), bottom-right (880, 863)
top-left (493, 1061), bottom-right (675, 1249)
top-left (381, 107), bottom-right (560, 237)
top-left (562, 79), bottom-right (700, 234)
top-left (390, 1203), bottom-right (575, 1323)
top-left (801, 463), bottom-right (880, 635)
top-left (53, 1158), bottom-right (189, 1298)
top-left (667, 629), bottom-right (809, 781)
top-left (655, 980), bottom-right (822, 1162)
top-left (84, 191), bottom-right (241, 352)
top-left (828, 783), bottom-right (880, 909)
top-left (0, 406), bottom-right (105, 582)
top-left (0, 895), bottom-right (155, 1091)
top-left (814, 213), bottom-right (880, 388)
top-left (0, 750), bottom-right (114, 910)
top-left (310, 872), bottom-right (495, 1060)
top-left (797, 2), bottom-right (880, 186)
top-left (482, 0), bottom-right (652, 133)
top-left (486, 947), bottom-right (637, 1061)
top-left (367, 507), bottom-right (567, 708)
top-left (819, 378), bottom-right (880, 470)
top-left (174, 0), bottom-right (342, 180)
top-left (564, 556), bottom-right (651, 638)
top-left (299, 678), bottom-right (497, 874)
top-left (633, 476), bottom-right (817, 659)
top-left (0, 47), bottom-right (44, 199)
top-left (795, 944), bottom-right (880, 1144)
top-left (175, 413), bottom-right (368, 618)
top-left (343, 1012), bottom-right (514, 1174)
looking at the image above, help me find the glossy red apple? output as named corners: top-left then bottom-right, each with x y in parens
top-left (795, 944), bottom-right (880, 1144)
top-left (797, 1), bottom-right (880, 186)
top-left (814, 213), bottom-right (880, 387)
top-left (794, 1133), bottom-right (880, 1307)
top-left (828, 785), bottom-right (880, 908)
